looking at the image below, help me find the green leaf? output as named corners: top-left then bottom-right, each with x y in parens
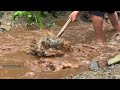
top-left (27, 14), bottom-right (32, 18)
top-left (19, 11), bottom-right (26, 17)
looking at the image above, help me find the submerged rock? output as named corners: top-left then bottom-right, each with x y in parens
top-left (30, 37), bottom-right (72, 57)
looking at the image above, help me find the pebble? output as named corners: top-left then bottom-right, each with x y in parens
top-left (89, 61), bottom-right (99, 71)
top-left (25, 72), bottom-right (35, 76)
top-left (0, 25), bottom-right (11, 31)
top-left (108, 64), bottom-right (115, 69)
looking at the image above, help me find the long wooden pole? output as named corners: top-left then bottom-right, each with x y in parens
top-left (56, 18), bottom-right (71, 38)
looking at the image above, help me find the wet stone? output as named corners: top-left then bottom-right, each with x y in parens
top-left (0, 25), bottom-right (11, 31)
top-left (108, 75), bottom-right (116, 79)
top-left (97, 60), bottom-right (108, 69)
top-left (0, 28), bottom-right (6, 32)
top-left (108, 64), bottom-right (115, 69)
top-left (30, 37), bottom-right (72, 57)
top-left (25, 72), bottom-right (35, 77)
top-left (89, 61), bottom-right (99, 71)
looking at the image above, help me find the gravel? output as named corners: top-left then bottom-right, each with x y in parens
top-left (65, 64), bottom-right (120, 79)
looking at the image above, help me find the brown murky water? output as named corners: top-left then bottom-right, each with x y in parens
top-left (0, 20), bottom-right (117, 79)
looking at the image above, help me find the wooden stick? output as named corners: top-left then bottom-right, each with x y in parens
top-left (56, 18), bottom-right (71, 38)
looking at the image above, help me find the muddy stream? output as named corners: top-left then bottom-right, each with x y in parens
top-left (0, 19), bottom-right (118, 79)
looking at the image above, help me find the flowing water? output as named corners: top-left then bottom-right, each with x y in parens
top-left (0, 19), bottom-right (117, 79)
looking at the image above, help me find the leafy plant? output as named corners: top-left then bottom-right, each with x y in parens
top-left (0, 11), bottom-right (4, 17)
top-left (12, 11), bottom-right (49, 30)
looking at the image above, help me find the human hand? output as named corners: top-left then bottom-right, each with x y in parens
top-left (69, 11), bottom-right (80, 21)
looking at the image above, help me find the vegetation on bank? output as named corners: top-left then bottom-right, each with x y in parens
top-left (0, 11), bottom-right (120, 30)
top-left (12, 11), bottom-right (49, 29)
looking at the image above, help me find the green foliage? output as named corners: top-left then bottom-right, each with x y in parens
top-left (12, 11), bottom-right (49, 29)
top-left (0, 11), bottom-right (4, 17)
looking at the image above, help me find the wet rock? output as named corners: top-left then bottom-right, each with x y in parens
top-left (0, 28), bottom-right (6, 32)
top-left (78, 60), bottom-right (90, 68)
top-left (25, 72), bottom-right (35, 76)
top-left (30, 36), bottom-right (72, 57)
top-left (108, 75), bottom-right (116, 79)
top-left (97, 60), bottom-right (108, 68)
top-left (89, 61), bottom-right (99, 71)
top-left (108, 64), bottom-right (115, 69)
top-left (0, 25), bottom-right (11, 31)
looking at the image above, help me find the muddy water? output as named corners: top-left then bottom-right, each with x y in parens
top-left (0, 20), bottom-right (117, 79)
